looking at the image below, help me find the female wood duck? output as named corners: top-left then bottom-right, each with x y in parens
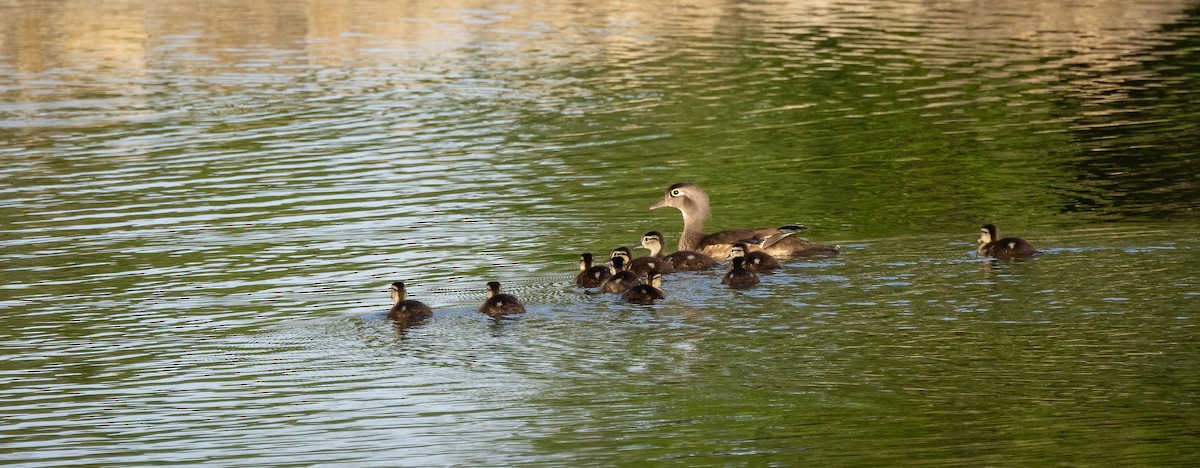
top-left (601, 255), bottom-right (642, 294)
top-left (479, 281), bottom-right (526, 317)
top-left (622, 271), bottom-right (666, 304)
top-left (387, 281), bottom-right (433, 321)
top-left (650, 183), bottom-right (839, 259)
top-left (977, 224), bottom-right (1037, 259)
top-left (729, 242), bottom-right (781, 273)
top-left (574, 253), bottom-right (611, 288)
top-left (640, 230), bottom-right (715, 272)
top-left (721, 257), bottom-right (760, 289)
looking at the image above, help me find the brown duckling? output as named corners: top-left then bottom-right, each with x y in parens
top-left (387, 281), bottom-right (433, 321)
top-left (721, 257), bottom-right (760, 289)
top-left (574, 253), bottom-right (611, 288)
top-left (601, 255), bottom-right (642, 294)
top-left (977, 224), bottom-right (1037, 259)
top-left (640, 230), bottom-right (715, 271)
top-left (608, 246), bottom-right (634, 268)
top-left (479, 281), bottom-right (526, 317)
top-left (650, 183), bottom-right (839, 259)
top-left (729, 242), bottom-right (781, 273)
top-left (629, 231), bottom-right (676, 275)
top-left (622, 271), bottom-right (666, 304)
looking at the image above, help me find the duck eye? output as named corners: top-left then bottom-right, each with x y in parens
top-left (670, 189), bottom-right (681, 197)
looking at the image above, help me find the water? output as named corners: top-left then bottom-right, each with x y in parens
top-left (2, 0), bottom-right (1198, 465)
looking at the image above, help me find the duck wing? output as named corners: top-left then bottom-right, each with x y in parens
top-left (699, 227), bottom-right (784, 247)
top-left (762, 235), bottom-right (840, 258)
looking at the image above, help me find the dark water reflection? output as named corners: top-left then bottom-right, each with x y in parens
top-left (2, 0), bottom-right (1198, 465)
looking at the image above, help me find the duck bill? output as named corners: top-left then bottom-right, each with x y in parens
top-left (649, 198), bottom-right (667, 210)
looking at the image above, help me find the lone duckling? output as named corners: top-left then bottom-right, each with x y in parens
top-left (721, 257), bottom-right (760, 289)
top-left (574, 253), bottom-right (611, 288)
top-left (640, 230), bottom-right (715, 272)
top-left (729, 242), bottom-right (781, 273)
top-left (601, 255), bottom-right (642, 294)
top-left (622, 271), bottom-right (666, 304)
top-left (650, 183), bottom-right (839, 259)
top-left (479, 281), bottom-right (526, 317)
top-left (387, 281), bottom-right (433, 321)
top-left (977, 224), bottom-right (1037, 259)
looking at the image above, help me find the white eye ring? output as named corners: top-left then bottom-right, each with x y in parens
top-left (670, 189), bottom-right (681, 197)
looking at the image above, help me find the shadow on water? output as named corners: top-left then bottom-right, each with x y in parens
top-left (1053, 5), bottom-right (1200, 219)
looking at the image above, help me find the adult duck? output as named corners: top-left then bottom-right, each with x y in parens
top-left (649, 183), bottom-right (839, 259)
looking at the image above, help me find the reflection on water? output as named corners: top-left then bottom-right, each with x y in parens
top-left (1, 0), bottom-right (1198, 465)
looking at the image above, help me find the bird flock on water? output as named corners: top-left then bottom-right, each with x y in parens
top-left (386, 183), bottom-right (1038, 323)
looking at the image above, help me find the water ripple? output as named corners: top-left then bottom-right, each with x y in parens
top-left (2, 0), bottom-right (1198, 465)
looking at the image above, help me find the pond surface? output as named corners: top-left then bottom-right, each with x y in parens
top-left (2, 0), bottom-right (1199, 465)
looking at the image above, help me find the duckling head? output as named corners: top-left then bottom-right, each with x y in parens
top-left (609, 255), bottom-right (628, 273)
top-left (610, 246), bottom-right (632, 264)
top-left (639, 231), bottom-right (666, 254)
top-left (485, 281), bottom-right (502, 299)
top-left (979, 224), bottom-right (998, 245)
top-left (579, 253), bottom-right (595, 271)
top-left (647, 271), bottom-right (663, 289)
top-left (728, 242), bottom-right (749, 259)
top-left (390, 281), bottom-right (408, 303)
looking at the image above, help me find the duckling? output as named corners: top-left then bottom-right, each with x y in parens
top-left (601, 255), bottom-right (642, 294)
top-left (574, 253), bottom-right (611, 288)
top-left (639, 230), bottom-right (714, 271)
top-left (611, 244), bottom-right (674, 276)
top-left (721, 257), bottom-right (760, 289)
top-left (622, 271), bottom-right (666, 304)
top-left (608, 246), bottom-right (633, 268)
top-left (650, 183), bottom-right (840, 259)
top-left (977, 224), bottom-right (1037, 259)
top-left (629, 232), bottom-right (676, 275)
top-left (387, 281), bottom-right (433, 321)
top-left (479, 281), bottom-right (526, 317)
top-left (729, 242), bottom-right (781, 273)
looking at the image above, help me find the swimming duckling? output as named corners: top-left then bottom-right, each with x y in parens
top-left (977, 224), bottom-right (1037, 259)
top-left (611, 244), bottom-right (673, 276)
top-left (387, 281), bottom-right (433, 321)
top-left (622, 271), bottom-right (666, 304)
top-left (639, 230), bottom-right (715, 271)
top-left (629, 232), bottom-right (676, 275)
top-left (601, 255), bottom-right (642, 294)
top-left (729, 242), bottom-right (781, 273)
top-left (721, 257), bottom-right (760, 289)
top-left (609, 246), bottom-right (633, 268)
top-left (479, 281), bottom-right (526, 317)
top-left (574, 253), bottom-right (611, 288)
top-left (650, 183), bottom-right (840, 259)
